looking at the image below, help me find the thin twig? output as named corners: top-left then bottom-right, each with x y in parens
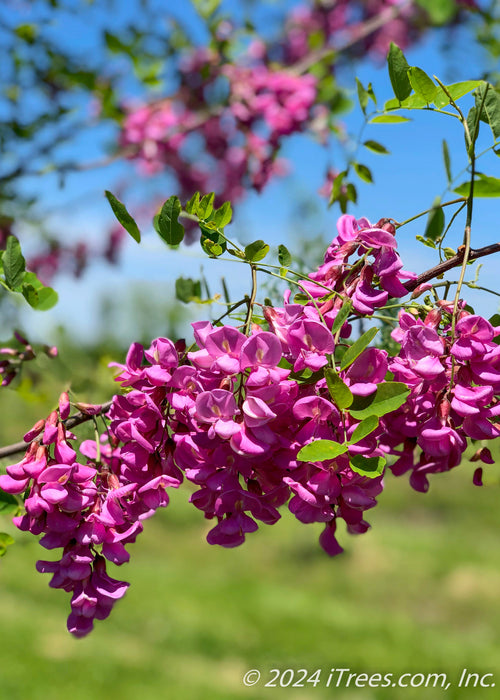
top-left (0, 400), bottom-right (113, 460)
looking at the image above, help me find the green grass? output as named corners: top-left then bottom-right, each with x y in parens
top-left (1, 463), bottom-right (500, 700)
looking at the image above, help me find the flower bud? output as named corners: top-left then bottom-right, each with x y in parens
top-left (59, 392), bottom-right (71, 420)
top-left (24, 419), bottom-right (46, 443)
top-left (424, 308), bottom-right (442, 328)
top-left (375, 218), bottom-right (396, 235)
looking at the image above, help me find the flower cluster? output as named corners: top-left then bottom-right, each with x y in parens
top-left (257, 0), bottom-right (474, 65)
top-left (119, 64), bottom-right (318, 209)
top-left (117, 1), bottom-right (473, 216)
top-left (0, 393), bottom-right (181, 637)
top-left (298, 213), bottom-right (417, 315)
top-left (1, 214), bottom-right (411, 635)
top-left (3, 211), bottom-right (498, 637)
top-left (381, 305), bottom-right (500, 491)
top-left (108, 316), bottom-right (386, 557)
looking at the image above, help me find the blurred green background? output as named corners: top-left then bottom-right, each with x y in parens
top-left (1, 336), bottom-right (500, 700)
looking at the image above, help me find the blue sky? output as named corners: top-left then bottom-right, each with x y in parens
top-left (11, 1), bottom-right (500, 345)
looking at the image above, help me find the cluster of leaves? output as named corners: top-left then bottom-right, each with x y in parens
top-left (0, 237), bottom-right (57, 311)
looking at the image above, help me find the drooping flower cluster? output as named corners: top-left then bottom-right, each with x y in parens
top-left (1, 214), bottom-right (410, 635)
top-left (117, 1), bottom-right (473, 214)
top-left (2, 211), bottom-right (498, 637)
top-left (381, 305), bottom-right (500, 491)
top-left (0, 393), bottom-right (181, 637)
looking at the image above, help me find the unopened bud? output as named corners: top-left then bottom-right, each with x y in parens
top-left (1, 371), bottom-right (16, 386)
top-left (58, 392), bottom-right (70, 420)
top-left (42, 345), bottom-right (58, 358)
top-left (375, 218), bottom-right (396, 235)
top-left (424, 308), bottom-right (442, 328)
top-left (14, 330), bottom-right (29, 346)
top-left (24, 419), bottom-right (46, 443)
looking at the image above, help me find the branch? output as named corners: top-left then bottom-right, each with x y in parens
top-left (404, 243), bottom-right (500, 293)
top-left (0, 400), bottom-right (113, 461)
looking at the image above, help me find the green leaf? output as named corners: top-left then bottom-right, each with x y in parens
top-left (443, 247), bottom-right (456, 260)
top-left (442, 139), bottom-right (452, 184)
top-left (201, 238), bottom-right (224, 257)
top-left (157, 196), bottom-right (185, 246)
top-left (0, 489), bottom-right (19, 514)
top-left (433, 80), bottom-right (483, 109)
top-left (211, 201), bottom-right (232, 228)
top-left (15, 23), bottom-right (38, 42)
top-left (175, 277), bottom-right (202, 303)
top-left (466, 106), bottom-right (480, 149)
top-left (104, 191), bottom-right (141, 243)
top-left (3, 236), bottom-right (25, 289)
top-left (331, 301), bottom-right (352, 335)
top-left (0, 532), bottom-right (15, 557)
top-left (346, 183), bottom-right (357, 204)
top-left (197, 192), bottom-right (215, 220)
top-left (21, 283), bottom-right (38, 307)
top-left (414, 0), bottom-right (456, 24)
top-left (424, 199), bottom-right (445, 241)
top-left (278, 244), bottom-right (292, 267)
top-left (356, 78), bottom-right (369, 114)
top-left (353, 163), bottom-right (373, 184)
top-left (340, 328), bottom-right (379, 371)
top-left (297, 439), bottom-right (349, 462)
top-left (478, 84), bottom-right (500, 140)
top-left (349, 415), bottom-right (379, 445)
top-left (416, 235), bottom-right (436, 249)
top-left (407, 66), bottom-right (437, 103)
top-left (453, 174), bottom-right (500, 198)
top-left (349, 381), bottom-right (410, 420)
top-left (19, 272), bottom-right (58, 310)
top-left (387, 43), bottom-right (412, 102)
top-left (370, 115), bottom-right (411, 125)
top-left (384, 94), bottom-right (428, 111)
top-left (324, 368), bottom-right (353, 410)
top-left (349, 454), bottom-right (386, 478)
top-left (227, 247), bottom-right (246, 259)
top-left (185, 191), bottom-right (200, 214)
top-left (367, 82), bottom-right (377, 106)
top-left (192, 0), bottom-right (221, 18)
top-left (363, 140), bottom-right (390, 155)
top-left (245, 240), bottom-right (269, 262)
top-left (329, 170), bottom-right (346, 206)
